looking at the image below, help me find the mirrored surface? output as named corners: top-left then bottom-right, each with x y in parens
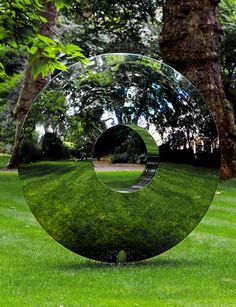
top-left (18, 54), bottom-right (220, 263)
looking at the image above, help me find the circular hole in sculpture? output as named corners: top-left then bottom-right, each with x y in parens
top-left (92, 125), bottom-right (159, 193)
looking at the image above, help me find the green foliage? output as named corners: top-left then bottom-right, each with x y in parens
top-left (18, 132), bottom-right (42, 163)
top-left (0, 0), bottom-right (86, 79)
top-left (0, 46), bottom-right (26, 78)
top-left (220, 0), bottom-right (236, 30)
top-left (93, 126), bottom-right (147, 164)
top-left (42, 132), bottom-right (68, 160)
top-left (28, 38), bottom-right (86, 79)
top-left (0, 73), bottom-right (23, 103)
top-left (0, 54), bottom-right (23, 152)
top-left (116, 250), bottom-right (127, 264)
top-left (0, 153), bottom-right (10, 168)
top-left (54, 0), bottom-right (71, 10)
top-left (0, 0), bottom-right (44, 47)
top-left (57, 0), bottom-right (162, 58)
top-left (0, 62), bottom-right (5, 79)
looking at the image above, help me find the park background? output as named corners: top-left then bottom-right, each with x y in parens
top-left (0, 0), bottom-right (236, 306)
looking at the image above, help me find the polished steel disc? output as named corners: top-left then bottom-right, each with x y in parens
top-left (18, 54), bottom-right (220, 263)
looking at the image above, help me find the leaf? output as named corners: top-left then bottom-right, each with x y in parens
top-left (28, 46), bottom-right (38, 54)
top-left (0, 62), bottom-right (6, 78)
top-left (64, 44), bottom-right (82, 55)
top-left (32, 58), bottom-right (63, 79)
top-left (79, 57), bottom-right (88, 65)
top-left (42, 46), bottom-right (57, 59)
top-left (53, 60), bottom-right (67, 71)
top-left (41, 62), bottom-right (50, 78)
top-left (32, 59), bottom-right (44, 79)
top-left (38, 16), bottom-right (47, 23)
top-left (70, 51), bottom-right (86, 59)
top-left (31, 0), bottom-right (43, 8)
top-left (0, 27), bottom-right (6, 40)
top-left (28, 51), bottom-right (38, 64)
top-left (54, 0), bottom-right (70, 10)
top-left (28, 13), bottom-right (47, 23)
top-left (8, 41), bottom-right (17, 48)
top-left (37, 34), bottom-right (55, 45)
top-left (63, 43), bottom-right (87, 62)
top-left (48, 62), bottom-right (56, 74)
top-left (42, 52), bottom-right (56, 59)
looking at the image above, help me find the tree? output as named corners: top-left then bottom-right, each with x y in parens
top-left (0, 0), bottom-right (86, 168)
top-left (57, 0), bottom-right (162, 58)
top-left (160, 0), bottom-right (236, 179)
top-left (7, 1), bottom-right (58, 168)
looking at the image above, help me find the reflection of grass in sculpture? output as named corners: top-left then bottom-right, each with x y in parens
top-left (96, 170), bottom-right (143, 191)
top-left (19, 160), bottom-right (218, 262)
top-left (1, 164), bottom-right (236, 305)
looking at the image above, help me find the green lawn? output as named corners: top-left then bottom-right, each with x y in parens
top-left (18, 160), bottom-right (218, 262)
top-left (96, 169), bottom-right (143, 191)
top-left (0, 153), bottom-right (9, 169)
top-left (0, 161), bottom-right (236, 306)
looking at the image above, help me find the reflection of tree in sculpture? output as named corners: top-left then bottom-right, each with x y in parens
top-left (70, 61), bottom-right (177, 129)
top-left (18, 54), bottom-right (220, 263)
top-left (20, 56), bottom-right (218, 165)
top-left (69, 59), bottom-right (217, 158)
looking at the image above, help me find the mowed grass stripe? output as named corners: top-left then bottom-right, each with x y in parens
top-left (190, 181), bottom-right (236, 249)
top-left (0, 208), bottom-right (37, 226)
top-left (198, 214), bottom-right (236, 239)
top-left (206, 206), bottom-right (236, 223)
top-left (1, 163), bottom-right (236, 306)
top-left (210, 204), bottom-right (236, 214)
top-left (195, 223), bottom-right (236, 240)
top-left (201, 216), bottom-right (236, 230)
top-left (189, 230), bottom-right (236, 252)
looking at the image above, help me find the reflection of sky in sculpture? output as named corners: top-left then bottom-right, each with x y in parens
top-left (19, 54), bottom-right (220, 263)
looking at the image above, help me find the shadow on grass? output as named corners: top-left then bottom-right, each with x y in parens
top-left (49, 256), bottom-right (203, 271)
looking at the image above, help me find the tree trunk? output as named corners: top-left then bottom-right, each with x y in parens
top-left (7, 2), bottom-right (57, 169)
top-left (159, 0), bottom-right (236, 179)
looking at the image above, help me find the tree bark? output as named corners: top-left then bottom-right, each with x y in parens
top-left (159, 0), bottom-right (236, 179)
top-left (7, 2), bottom-right (57, 169)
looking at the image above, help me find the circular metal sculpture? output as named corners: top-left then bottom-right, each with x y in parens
top-left (18, 54), bottom-right (220, 263)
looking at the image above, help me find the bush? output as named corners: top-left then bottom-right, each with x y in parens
top-left (18, 137), bottom-right (42, 163)
top-left (42, 132), bottom-right (68, 160)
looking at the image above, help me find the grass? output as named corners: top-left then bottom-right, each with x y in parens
top-left (96, 169), bottom-right (143, 190)
top-left (18, 160), bottom-right (219, 262)
top-left (20, 161), bottom-right (217, 262)
top-left (0, 153), bottom-right (9, 169)
top-left (0, 166), bottom-right (236, 306)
